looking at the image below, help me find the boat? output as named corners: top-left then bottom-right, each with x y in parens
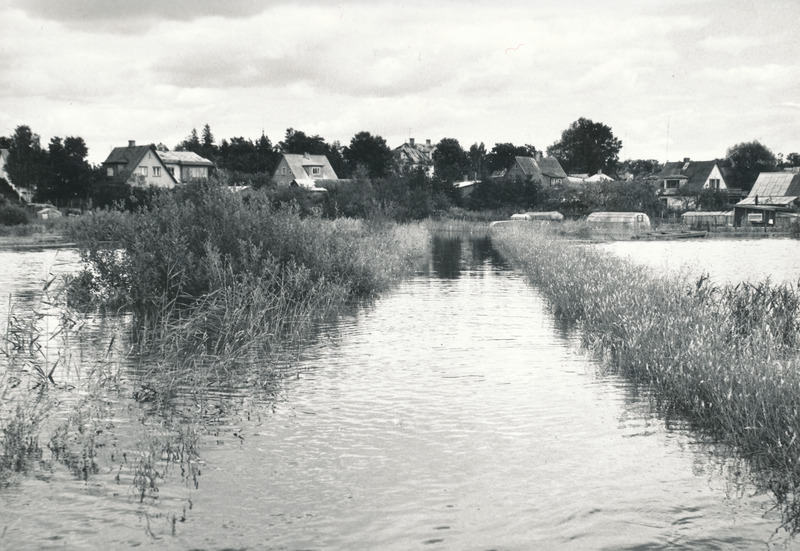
top-left (632, 229), bottom-right (707, 240)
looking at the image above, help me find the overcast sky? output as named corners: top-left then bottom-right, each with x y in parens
top-left (1, 0), bottom-right (797, 166)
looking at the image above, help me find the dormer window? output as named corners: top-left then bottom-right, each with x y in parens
top-left (311, 167), bottom-right (321, 176)
top-left (106, 167), bottom-right (114, 177)
top-left (665, 179), bottom-right (680, 189)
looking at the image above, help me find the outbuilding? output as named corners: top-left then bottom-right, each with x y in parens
top-left (586, 212), bottom-right (650, 238)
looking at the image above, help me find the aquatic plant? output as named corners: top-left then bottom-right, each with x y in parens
top-left (492, 224), bottom-right (800, 533)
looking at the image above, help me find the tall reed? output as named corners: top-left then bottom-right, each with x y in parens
top-left (492, 224), bottom-right (800, 532)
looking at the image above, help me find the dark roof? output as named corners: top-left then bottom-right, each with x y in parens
top-left (657, 160), bottom-right (719, 191)
top-left (537, 157), bottom-right (567, 178)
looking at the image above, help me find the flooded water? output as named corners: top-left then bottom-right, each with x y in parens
top-left (0, 237), bottom-right (797, 549)
top-left (599, 238), bottom-right (800, 286)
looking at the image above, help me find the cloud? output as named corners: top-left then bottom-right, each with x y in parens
top-left (700, 35), bottom-right (763, 55)
top-left (9, 0), bottom-right (272, 24)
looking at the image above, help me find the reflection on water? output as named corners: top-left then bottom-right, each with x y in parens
top-left (0, 238), bottom-right (795, 549)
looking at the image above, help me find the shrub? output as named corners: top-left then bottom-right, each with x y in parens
top-left (0, 204), bottom-right (31, 226)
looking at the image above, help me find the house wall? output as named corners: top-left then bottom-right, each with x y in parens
top-left (130, 150), bottom-right (174, 188)
top-left (181, 165), bottom-right (209, 182)
top-left (703, 164), bottom-right (727, 190)
top-left (273, 157), bottom-right (294, 187)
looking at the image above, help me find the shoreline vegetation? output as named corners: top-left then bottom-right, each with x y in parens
top-left (2, 179), bottom-right (430, 492)
top-left (491, 223), bottom-right (800, 533)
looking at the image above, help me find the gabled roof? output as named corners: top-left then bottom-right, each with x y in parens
top-left (736, 172), bottom-right (800, 206)
top-left (507, 156), bottom-right (566, 181)
top-left (277, 153), bottom-right (338, 180)
top-left (158, 150), bottom-right (214, 167)
top-left (537, 157), bottom-right (567, 178)
top-left (102, 144), bottom-right (178, 185)
top-left (393, 142), bottom-right (434, 165)
top-left (657, 160), bottom-right (719, 191)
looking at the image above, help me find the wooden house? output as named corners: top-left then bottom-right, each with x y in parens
top-left (102, 141), bottom-right (178, 188)
top-left (733, 172), bottom-right (800, 227)
top-left (656, 159), bottom-right (728, 210)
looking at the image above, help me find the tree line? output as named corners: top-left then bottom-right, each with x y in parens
top-left (1, 119), bottom-right (797, 214)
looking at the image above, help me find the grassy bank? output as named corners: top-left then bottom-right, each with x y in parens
top-left (491, 224), bottom-right (800, 532)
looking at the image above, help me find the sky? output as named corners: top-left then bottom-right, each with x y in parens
top-left (0, 0), bottom-right (798, 166)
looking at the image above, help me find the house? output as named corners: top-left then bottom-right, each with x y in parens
top-left (733, 172), bottom-right (800, 227)
top-left (272, 153), bottom-right (339, 189)
top-left (393, 138), bottom-right (435, 177)
top-left (102, 141), bottom-right (178, 188)
top-left (491, 154), bottom-right (567, 187)
top-left (656, 158), bottom-right (728, 210)
top-left (156, 150), bottom-right (214, 183)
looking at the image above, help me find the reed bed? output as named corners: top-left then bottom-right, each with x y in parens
top-left (65, 179), bottom-right (429, 401)
top-left (492, 224), bottom-right (800, 532)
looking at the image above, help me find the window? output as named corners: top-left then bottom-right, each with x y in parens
top-left (281, 167), bottom-right (287, 175)
top-left (166, 167), bottom-right (175, 176)
top-left (708, 178), bottom-right (720, 189)
top-left (551, 178), bottom-right (563, 186)
top-left (311, 167), bottom-right (321, 176)
top-left (139, 166), bottom-right (148, 176)
top-left (106, 167), bottom-right (114, 177)
top-left (665, 179), bottom-right (680, 189)
top-left (152, 166), bottom-right (161, 177)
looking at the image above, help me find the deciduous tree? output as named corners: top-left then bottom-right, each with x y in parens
top-left (723, 140), bottom-right (778, 191)
top-left (343, 131), bottom-right (394, 178)
top-left (547, 117), bottom-right (622, 175)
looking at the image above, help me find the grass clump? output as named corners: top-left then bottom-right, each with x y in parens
top-left (66, 178), bottom-right (429, 384)
top-left (492, 224), bottom-right (800, 532)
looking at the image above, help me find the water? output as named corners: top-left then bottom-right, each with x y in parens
top-left (0, 238), bottom-right (797, 549)
top-left (599, 238), bottom-right (800, 286)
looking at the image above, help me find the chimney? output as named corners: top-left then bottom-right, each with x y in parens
top-left (409, 138), bottom-right (415, 146)
top-left (303, 152), bottom-right (310, 159)
top-left (535, 150), bottom-right (543, 161)
top-left (426, 139), bottom-right (431, 147)
top-left (128, 140), bottom-right (136, 147)
top-left (683, 157), bottom-right (690, 163)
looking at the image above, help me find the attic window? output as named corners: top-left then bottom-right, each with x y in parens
top-left (281, 167), bottom-right (287, 175)
top-left (311, 167), bottom-right (321, 176)
top-left (106, 167), bottom-right (114, 177)
top-left (153, 166), bottom-right (161, 177)
top-left (139, 166), bottom-right (148, 176)
top-left (708, 178), bottom-right (720, 189)
top-left (665, 179), bottom-right (680, 189)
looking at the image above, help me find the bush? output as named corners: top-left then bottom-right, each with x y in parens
top-left (0, 204), bottom-right (31, 226)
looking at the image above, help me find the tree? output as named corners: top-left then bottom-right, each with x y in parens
top-left (547, 117), bottom-right (622, 175)
top-left (785, 152), bottom-right (800, 168)
top-left (432, 138), bottom-right (469, 185)
top-left (42, 136), bottom-right (92, 203)
top-left (486, 142), bottom-right (536, 174)
top-left (619, 159), bottom-right (662, 179)
top-left (5, 125), bottom-right (50, 200)
top-left (200, 123), bottom-right (217, 162)
top-left (467, 143), bottom-right (487, 179)
top-left (175, 128), bottom-right (201, 154)
top-left (723, 140), bottom-right (778, 191)
top-left (343, 131), bottom-right (394, 178)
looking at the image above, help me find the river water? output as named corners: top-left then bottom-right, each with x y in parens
top-left (0, 236), bottom-right (798, 549)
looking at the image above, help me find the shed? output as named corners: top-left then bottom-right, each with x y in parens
top-left (586, 212), bottom-right (650, 238)
top-left (681, 211), bottom-right (732, 229)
